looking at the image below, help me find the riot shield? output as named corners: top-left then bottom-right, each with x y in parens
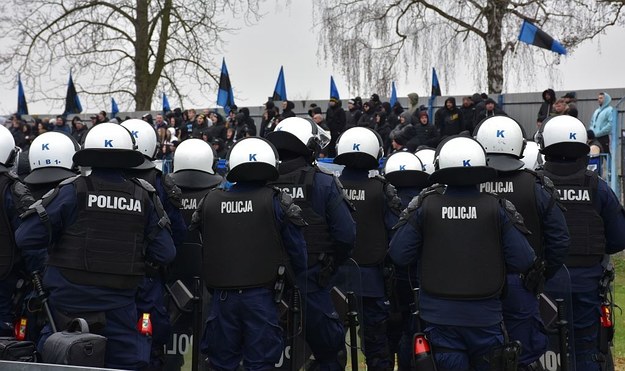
top-left (332, 258), bottom-right (364, 371)
top-left (163, 242), bottom-right (208, 371)
top-left (540, 265), bottom-right (576, 371)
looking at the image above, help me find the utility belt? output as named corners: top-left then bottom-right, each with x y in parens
top-left (53, 310), bottom-right (106, 333)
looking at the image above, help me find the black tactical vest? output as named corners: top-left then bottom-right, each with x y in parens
top-left (480, 170), bottom-right (543, 257)
top-left (421, 193), bottom-right (505, 299)
top-left (0, 174), bottom-right (17, 280)
top-left (270, 165), bottom-right (334, 257)
top-left (340, 177), bottom-right (388, 266)
top-left (47, 176), bottom-right (149, 289)
top-left (541, 166), bottom-right (605, 267)
top-left (201, 187), bottom-right (287, 289)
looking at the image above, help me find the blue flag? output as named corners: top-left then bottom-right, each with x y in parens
top-left (390, 81), bottom-right (398, 107)
top-left (216, 58), bottom-right (235, 114)
top-left (272, 66), bottom-right (287, 101)
top-left (162, 92), bottom-right (171, 113)
top-left (518, 20), bottom-right (567, 55)
top-left (17, 73), bottom-right (28, 116)
top-left (111, 97), bottom-right (119, 118)
top-left (330, 76), bottom-right (340, 100)
top-left (63, 72), bottom-right (82, 116)
top-left (431, 68), bottom-right (441, 97)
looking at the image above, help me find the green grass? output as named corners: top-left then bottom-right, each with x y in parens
top-left (613, 254), bottom-right (625, 359)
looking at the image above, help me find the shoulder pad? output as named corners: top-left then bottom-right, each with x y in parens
top-left (332, 175), bottom-right (356, 212)
top-left (393, 186), bottom-right (439, 230)
top-left (499, 198), bottom-right (531, 235)
top-left (132, 177), bottom-right (156, 193)
top-left (59, 175), bottom-right (81, 186)
top-left (276, 188), bottom-right (307, 227)
top-left (162, 173), bottom-right (183, 208)
top-left (11, 180), bottom-right (36, 214)
top-left (534, 173), bottom-right (565, 212)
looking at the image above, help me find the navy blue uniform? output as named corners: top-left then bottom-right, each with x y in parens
top-left (198, 182), bottom-right (307, 371)
top-left (16, 169), bottom-right (176, 370)
top-left (339, 167), bottom-right (399, 371)
top-left (0, 189), bottom-right (23, 335)
top-left (389, 186), bottom-right (536, 371)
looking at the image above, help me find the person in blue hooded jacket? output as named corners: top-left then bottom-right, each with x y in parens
top-left (588, 92), bottom-right (614, 154)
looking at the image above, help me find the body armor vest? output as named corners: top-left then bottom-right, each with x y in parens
top-left (270, 166), bottom-right (334, 257)
top-left (0, 174), bottom-right (17, 280)
top-left (541, 166), bottom-right (605, 267)
top-left (480, 170), bottom-right (543, 257)
top-left (201, 187), bottom-right (287, 289)
top-left (47, 176), bottom-right (149, 289)
top-left (421, 193), bottom-right (505, 299)
top-left (340, 177), bottom-right (388, 266)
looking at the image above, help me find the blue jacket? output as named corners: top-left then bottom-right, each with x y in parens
top-left (389, 185), bottom-right (536, 326)
top-left (15, 169), bottom-right (176, 311)
top-left (589, 92), bottom-right (614, 138)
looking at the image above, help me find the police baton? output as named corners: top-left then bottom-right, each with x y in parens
top-left (191, 276), bottom-right (202, 371)
top-left (32, 271), bottom-right (57, 333)
top-left (290, 286), bottom-right (301, 371)
top-left (346, 291), bottom-right (359, 371)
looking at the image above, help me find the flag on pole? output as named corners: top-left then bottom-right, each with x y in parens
top-left (17, 73), bottom-right (28, 116)
top-left (111, 97), bottom-right (119, 118)
top-left (216, 58), bottom-right (235, 114)
top-left (390, 81), bottom-right (398, 107)
top-left (272, 66), bottom-right (287, 101)
top-left (162, 92), bottom-right (171, 113)
top-left (518, 20), bottom-right (567, 55)
top-left (330, 76), bottom-right (340, 100)
top-left (63, 71), bottom-right (82, 116)
top-left (431, 68), bottom-right (441, 97)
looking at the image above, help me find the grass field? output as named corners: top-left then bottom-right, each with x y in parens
top-left (612, 254), bottom-right (625, 369)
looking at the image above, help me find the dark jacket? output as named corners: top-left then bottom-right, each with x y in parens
top-left (537, 89), bottom-right (556, 122)
top-left (326, 102), bottom-right (347, 136)
top-left (281, 101), bottom-right (296, 120)
top-left (434, 97), bottom-right (463, 137)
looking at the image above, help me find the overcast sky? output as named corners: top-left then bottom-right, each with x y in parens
top-left (1, 1), bottom-right (624, 115)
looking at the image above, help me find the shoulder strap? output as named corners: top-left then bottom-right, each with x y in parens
top-left (393, 185), bottom-right (443, 230)
top-left (374, 175), bottom-right (403, 215)
top-left (271, 186), bottom-right (307, 227)
top-left (162, 173), bottom-right (183, 209)
top-left (131, 177), bottom-right (171, 239)
top-left (499, 197), bottom-right (531, 235)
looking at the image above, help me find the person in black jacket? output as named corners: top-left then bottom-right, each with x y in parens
top-left (374, 111), bottom-right (392, 153)
top-left (413, 110), bottom-right (438, 148)
top-left (434, 97), bottom-right (463, 138)
top-left (537, 88), bottom-right (556, 125)
top-left (346, 99), bottom-right (363, 130)
top-left (357, 101), bottom-right (375, 129)
top-left (280, 100), bottom-right (296, 120)
top-left (326, 97), bottom-right (346, 158)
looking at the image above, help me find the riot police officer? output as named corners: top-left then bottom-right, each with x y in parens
top-left (414, 147), bottom-right (436, 176)
top-left (475, 115), bottom-right (570, 370)
top-left (382, 151), bottom-right (430, 370)
top-left (389, 135), bottom-right (536, 371)
top-left (334, 127), bottom-right (402, 371)
top-left (15, 122), bottom-right (176, 369)
top-left (537, 115), bottom-right (625, 370)
top-left (166, 138), bottom-right (223, 370)
top-left (266, 116), bottom-right (356, 370)
top-left (192, 137), bottom-right (307, 370)
top-left (24, 131), bottom-right (80, 199)
top-left (0, 125), bottom-right (34, 337)
top-left (121, 118), bottom-right (187, 369)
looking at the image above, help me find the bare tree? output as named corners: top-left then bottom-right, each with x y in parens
top-left (313, 1), bottom-right (624, 96)
top-left (0, 0), bottom-right (263, 111)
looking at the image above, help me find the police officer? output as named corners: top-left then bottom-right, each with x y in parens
top-left (121, 118), bottom-right (187, 369)
top-left (166, 138), bottom-right (223, 370)
top-left (192, 137), bottom-right (307, 370)
top-left (15, 122), bottom-right (176, 369)
top-left (334, 127), bottom-right (402, 371)
top-left (414, 147), bottom-right (436, 177)
top-left (24, 131), bottom-right (80, 199)
top-left (382, 151), bottom-right (430, 370)
top-left (389, 135), bottom-right (536, 370)
top-left (475, 115), bottom-right (570, 370)
top-left (0, 125), bottom-right (34, 337)
top-left (266, 116), bottom-right (356, 370)
top-left (537, 115), bottom-right (625, 370)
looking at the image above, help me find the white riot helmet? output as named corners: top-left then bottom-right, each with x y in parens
top-left (226, 137), bottom-right (279, 182)
top-left (415, 147), bottom-right (436, 175)
top-left (537, 115), bottom-right (589, 158)
top-left (383, 151), bottom-right (429, 188)
top-left (171, 139), bottom-right (223, 189)
top-left (521, 141), bottom-right (543, 170)
top-left (474, 116), bottom-right (526, 172)
top-left (73, 122), bottom-right (143, 168)
top-left (430, 135), bottom-right (496, 186)
top-left (0, 125), bottom-right (18, 169)
top-left (121, 118), bottom-right (159, 169)
top-left (266, 116), bottom-right (330, 161)
top-left (334, 127), bottom-right (383, 170)
top-left (25, 132), bottom-right (79, 184)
